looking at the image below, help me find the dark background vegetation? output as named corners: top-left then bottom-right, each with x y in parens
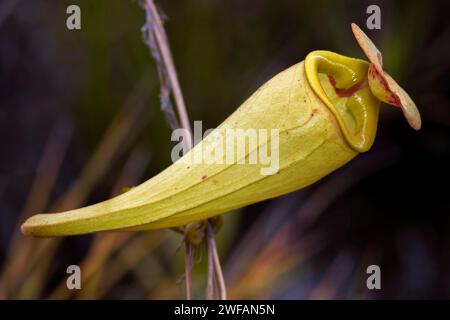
top-left (0, 0), bottom-right (449, 299)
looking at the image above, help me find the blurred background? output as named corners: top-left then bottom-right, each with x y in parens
top-left (0, 0), bottom-right (449, 299)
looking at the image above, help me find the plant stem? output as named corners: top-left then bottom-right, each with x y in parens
top-left (141, 0), bottom-right (227, 300)
top-left (207, 222), bottom-right (227, 300)
top-left (144, 0), bottom-right (192, 148)
top-left (184, 240), bottom-right (193, 300)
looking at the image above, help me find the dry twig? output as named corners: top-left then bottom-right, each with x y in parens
top-left (140, 0), bottom-right (226, 300)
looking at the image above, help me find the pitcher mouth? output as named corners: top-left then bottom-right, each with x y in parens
top-left (305, 50), bottom-right (380, 152)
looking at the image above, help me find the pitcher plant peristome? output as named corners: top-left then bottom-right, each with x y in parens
top-left (21, 24), bottom-right (421, 237)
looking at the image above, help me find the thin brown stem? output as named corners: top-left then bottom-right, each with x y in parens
top-left (144, 0), bottom-right (192, 148)
top-left (140, 0), bottom-right (227, 300)
top-left (208, 222), bottom-right (227, 300)
top-left (184, 240), bottom-right (193, 300)
top-left (205, 224), bottom-right (215, 299)
top-left (141, 0), bottom-right (194, 299)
